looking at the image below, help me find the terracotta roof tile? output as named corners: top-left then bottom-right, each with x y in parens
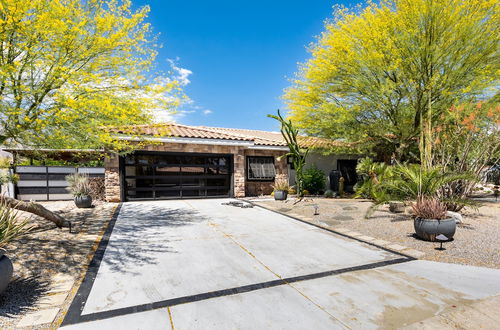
top-left (112, 123), bottom-right (349, 149)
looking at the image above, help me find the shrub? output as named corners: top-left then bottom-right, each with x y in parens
top-left (66, 173), bottom-right (91, 197)
top-left (376, 164), bottom-right (477, 207)
top-left (354, 157), bottom-right (393, 200)
top-left (302, 166), bottom-right (325, 195)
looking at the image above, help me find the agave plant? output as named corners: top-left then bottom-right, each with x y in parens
top-left (0, 198), bottom-right (32, 249)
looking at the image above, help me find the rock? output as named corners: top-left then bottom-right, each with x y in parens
top-left (447, 211), bottom-right (463, 224)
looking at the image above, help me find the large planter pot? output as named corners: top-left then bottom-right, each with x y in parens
top-left (0, 250), bottom-right (13, 294)
top-left (74, 195), bottom-right (92, 208)
top-left (274, 190), bottom-right (288, 201)
top-left (414, 217), bottom-right (456, 242)
top-left (389, 202), bottom-right (405, 213)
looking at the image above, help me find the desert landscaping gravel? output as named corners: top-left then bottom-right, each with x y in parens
top-left (253, 197), bottom-right (500, 269)
top-left (0, 201), bottom-right (116, 329)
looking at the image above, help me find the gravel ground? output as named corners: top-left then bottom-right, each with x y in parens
top-left (0, 201), bottom-right (117, 329)
top-left (252, 197), bottom-right (500, 269)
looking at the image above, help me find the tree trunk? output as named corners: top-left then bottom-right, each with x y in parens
top-left (0, 195), bottom-right (69, 228)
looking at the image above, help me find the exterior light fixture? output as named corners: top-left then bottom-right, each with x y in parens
top-left (435, 234), bottom-right (448, 250)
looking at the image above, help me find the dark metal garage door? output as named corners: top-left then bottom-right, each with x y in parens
top-left (122, 152), bottom-right (232, 200)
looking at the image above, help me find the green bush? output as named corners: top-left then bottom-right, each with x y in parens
top-left (302, 166), bottom-right (325, 195)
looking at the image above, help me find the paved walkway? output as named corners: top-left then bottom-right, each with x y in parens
top-left (61, 199), bottom-right (500, 329)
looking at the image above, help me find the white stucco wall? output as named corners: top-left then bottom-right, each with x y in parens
top-left (288, 152), bottom-right (363, 189)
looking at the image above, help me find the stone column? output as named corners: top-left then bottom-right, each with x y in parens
top-left (104, 153), bottom-right (121, 202)
top-left (233, 148), bottom-right (246, 197)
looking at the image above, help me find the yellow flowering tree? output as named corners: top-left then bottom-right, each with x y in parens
top-left (0, 0), bottom-right (184, 227)
top-left (284, 0), bottom-right (499, 162)
top-left (0, 0), bottom-right (183, 150)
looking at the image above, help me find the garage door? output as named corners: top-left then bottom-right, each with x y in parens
top-left (123, 152), bottom-right (232, 200)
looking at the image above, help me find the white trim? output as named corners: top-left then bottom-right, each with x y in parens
top-left (118, 135), bottom-right (255, 147)
top-left (247, 145), bottom-right (289, 151)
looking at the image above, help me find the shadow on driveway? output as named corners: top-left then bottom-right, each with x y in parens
top-left (101, 203), bottom-right (210, 275)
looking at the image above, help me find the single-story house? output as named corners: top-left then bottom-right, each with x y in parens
top-left (104, 123), bottom-right (362, 202)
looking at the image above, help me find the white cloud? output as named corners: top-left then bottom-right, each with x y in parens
top-left (202, 109), bottom-right (213, 115)
top-left (167, 58), bottom-right (192, 86)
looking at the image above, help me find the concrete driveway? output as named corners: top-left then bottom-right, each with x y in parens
top-left (62, 199), bottom-right (500, 329)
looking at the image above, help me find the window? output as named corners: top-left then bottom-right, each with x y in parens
top-left (247, 156), bottom-right (275, 181)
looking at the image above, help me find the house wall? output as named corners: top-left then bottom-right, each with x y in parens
top-left (244, 149), bottom-right (288, 196)
top-left (104, 143), bottom-right (288, 202)
top-left (288, 152), bottom-right (363, 189)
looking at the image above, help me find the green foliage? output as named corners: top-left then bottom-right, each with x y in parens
top-left (373, 164), bottom-right (479, 211)
top-left (432, 101), bottom-right (500, 210)
top-left (284, 0), bottom-right (499, 161)
top-left (0, 158), bottom-right (11, 169)
top-left (0, 199), bottom-right (32, 248)
top-left (302, 166), bottom-right (325, 195)
top-left (0, 0), bottom-right (184, 150)
top-left (354, 158), bottom-right (393, 201)
top-left (268, 110), bottom-right (309, 196)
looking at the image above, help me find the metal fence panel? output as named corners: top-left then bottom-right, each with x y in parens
top-left (14, 166), bottom-right (104, 201)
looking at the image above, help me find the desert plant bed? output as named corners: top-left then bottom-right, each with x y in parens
top-left (0, 201), bottom-right (116, 329)
top-left (253, 197), bottom-right (500, 269)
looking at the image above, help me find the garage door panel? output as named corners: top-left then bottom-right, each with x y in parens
top-left (124, 152), bottom-right (232, 200)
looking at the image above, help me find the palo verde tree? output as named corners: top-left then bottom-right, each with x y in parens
top-left (0, 0), bottom-right (184, 227)
top-left (0, 0), bottom-right (183, 150)
top-left (268, 110), bottom-right (309, 197)
top-left (284, 0), bottom-right (499, 161)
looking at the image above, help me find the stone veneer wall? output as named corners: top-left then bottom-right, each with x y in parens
top-left (244, 149), bottom-right (288, 196)
top-left (104, 143), bottom-right (288, 202)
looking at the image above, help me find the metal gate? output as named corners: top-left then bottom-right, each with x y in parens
top-left (14, 166), bottom-right (104, 201)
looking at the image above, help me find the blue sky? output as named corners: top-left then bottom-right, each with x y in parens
top-left (132, 0), bottom-right (354, 131)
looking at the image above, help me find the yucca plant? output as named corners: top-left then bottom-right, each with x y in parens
top-left (0, 198), bottom-right (32, 249)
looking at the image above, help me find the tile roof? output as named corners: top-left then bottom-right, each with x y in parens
top-left (113, 123), bottom-right (349, 149)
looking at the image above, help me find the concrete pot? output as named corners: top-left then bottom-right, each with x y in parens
top-left (74, 195), bottom-right (92, 208)
top-left (0, 249), bottom-right (13, 294)
top-left (274, 190), bottom-right (288, 201)
top-left (414, 217), bottom-right (456, 241)
top-left (389, 202), bottom-right (405, 213)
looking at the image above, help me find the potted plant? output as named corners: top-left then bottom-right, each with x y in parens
top-left (66, 173), bottom-right (93, 208)
top-left (412, 197), bottom-right (456, 241)
top-left (272, 179), bottom-right (290, 201)
top-left (0, 199), bottom-right (32, 294)
top-left (389, 202), bottom-right (405, 213)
